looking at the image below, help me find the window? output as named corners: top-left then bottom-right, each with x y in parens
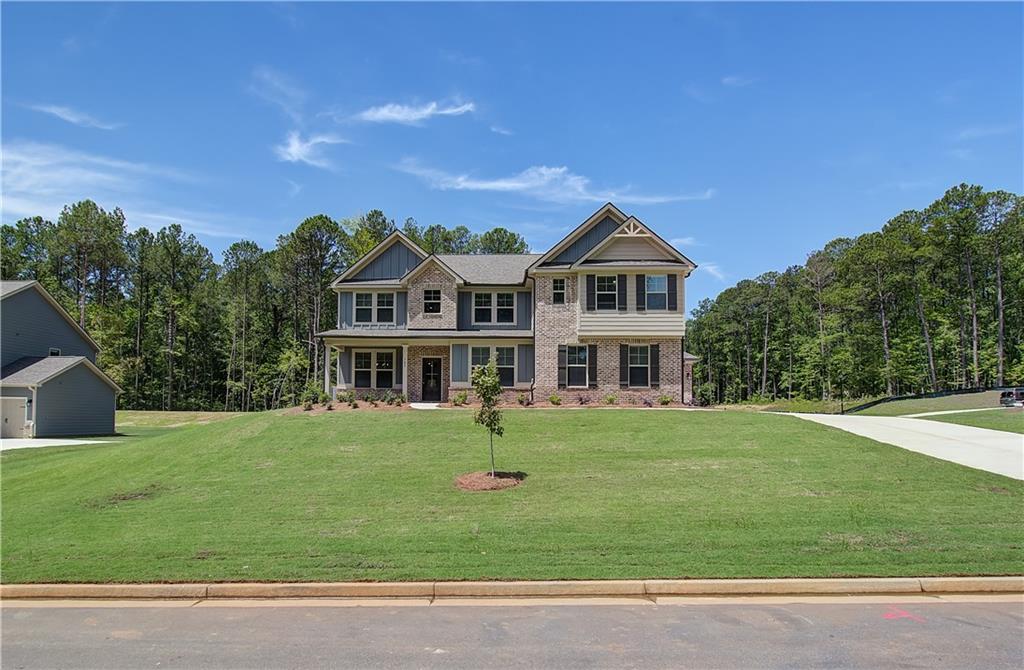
top-left (354, 351), bottom-right (372, 388)
top-left (596, 276), bottom-right (617, 310)
top-left (646, 275), bottom-right (668, 310)
top-left (496, 293), bottom-right (515, 323)
top-left (355, 293), bottom-right (373, 323)
top-left (628, 345), bottom-right (650, 387)
top-left (473, 292), bottom-right (517, 324)
top-left (423, 288), bottom-right (441, 314)
top-left (48, 348), bottom-right (61, 356)
top-left (495, 346), bottom-right (515, 387)
top-left (474, 293), bottom-right (492, 323)
top-left (375, 293), bottom-right (395, 323)
top-left (354, 351), bottom-right (394, 388)
top-left (471, 346), bottom-right (491, 370)
top-left (567, 345), bottom-right (588, 388)
top-left (552, 278), bottom-right (566, 305)
top-left (375, 351), bottom-right (394, 389)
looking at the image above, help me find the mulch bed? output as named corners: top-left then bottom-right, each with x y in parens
top-left (455, 471), bottom-right (525, 492)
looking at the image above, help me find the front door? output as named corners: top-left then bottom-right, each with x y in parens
top-left (421, 358), bottom-right (442, 402)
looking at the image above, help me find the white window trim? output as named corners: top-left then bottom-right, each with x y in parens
top-left (566, 344), bottom-right (588, 389)
top-left (353, 291), bottom-right (396, 325)
top-left (352, 349), bottom-right (397, 389)
top-left (552, 278), bottom-right (566, 305)
top-left (645, 274), bottom-right (669, 311)
top-left (467, 344), bottom-right (517, 388)
top-left (471, 291), bottom-right (517, 326)
top-left (595, 275), bottom-right (618, 311)
top-left (628, 344), bottom-right (651, 389)
top-left (422, 286), bottom-right (442, 316)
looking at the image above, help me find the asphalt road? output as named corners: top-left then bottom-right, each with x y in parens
top-left (3, 597), bottom-right (1022, 669)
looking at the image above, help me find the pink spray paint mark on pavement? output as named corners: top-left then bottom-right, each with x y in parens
top-left (883, 607), bottom-right (926, 623)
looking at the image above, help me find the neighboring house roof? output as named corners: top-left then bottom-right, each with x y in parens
top-left (317, 328), bottom-right (532, 339)
top-left (0, 355), bottom-right (123, 392)
top-left (0, 280), bottom-right (102, 352)
top-left (683, 351), bottom-right (699, 362)
top-left (435, 254), bottom-right (542, 285)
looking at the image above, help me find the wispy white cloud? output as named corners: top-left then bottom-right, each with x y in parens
top-left (955, 123), bottom-right (1018, 141)
top-left (354, 101), bottom-right (475, 125)
top-left (249, 66), bottom-right (306, 123)
top-left (490, 125), bottom-right (513, 136)
top-left (0, 139), bottom-right (246, 239)
top-left (27, 103), bottom-right (120, 130)
top-left (285, 179), bottom-right (303, 198)
top-left (670, 236), bottom-right (701, 247)
top-left (721, 75), bottom-right (753, 87)
top-left (697, 262), bottom-right (726, 281)
top-left (949, 147), bottom-right (973, 160)
top-left (397, 158), bottom-right (715, 206)
top-left (273, 131), bottom-right (347, 169)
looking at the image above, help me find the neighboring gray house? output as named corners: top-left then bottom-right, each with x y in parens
top-left (317, 203), bottom-right (700, 404)
top-left (0, 281), bottom-right (121, 438)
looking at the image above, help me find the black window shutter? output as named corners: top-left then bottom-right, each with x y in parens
top-left (587, 344), bottom-right (598, 388)
top-left (619, 344), bottom-right (629, 388)
top-left (667, 274), bottom-right (678, 311)
top-left (617, 274), bottom-right (627, 311)
top-left (557, 345), bottom-right (567, 389)
top-left (585, 275), bottom-right (596, 311)
top-left (650, 344), bottom-right (660, 388)
top-left (636, 274), bottom-right (646, 312)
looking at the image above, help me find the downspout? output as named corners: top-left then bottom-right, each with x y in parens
top-left (31, 385), bottom-right (38, 437)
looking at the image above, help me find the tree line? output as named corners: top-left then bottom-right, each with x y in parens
top-left (1, 203), bottom-right (528, 411)
top-left (687, 184), bottom-right (1023, 404)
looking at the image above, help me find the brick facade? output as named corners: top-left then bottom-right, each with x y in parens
top-left (406, 345), bottom-right (449, 402)
top-left (406, 264), bottom-right (458, 330)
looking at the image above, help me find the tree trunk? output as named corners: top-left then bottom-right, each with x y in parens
top-left (915, 291), bottom-right (938, 391)
top-left (489, 431), bottom-right (496, 477)
top-left (760, 287), bottom-right (772, 396)
top-left (876, 272), bottom-right (893, 396)
top-left (964, 248), bottom-right (980, 387)
top-left (994, 240), bottom-right (1005, 387)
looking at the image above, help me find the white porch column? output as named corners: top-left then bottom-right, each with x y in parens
top-left (323, 344), bottom-right (331, 396)
top-left (336, 347), bottom-right (342, 389)
top-left (402, 344), bottom-right (409, 396)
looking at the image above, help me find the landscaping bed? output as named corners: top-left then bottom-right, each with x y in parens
top-left (2, 409), bottom-right (1021, 583)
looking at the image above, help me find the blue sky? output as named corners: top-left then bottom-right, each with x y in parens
top-left (3, 2), bottom-right (1021, 313)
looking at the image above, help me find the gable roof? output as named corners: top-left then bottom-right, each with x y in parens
top-left (0, 355), bottom-right (123, 392)
top-left (572, 216), bottom-right (697, 270)
top-left (0, 280), bottom-right (102, 352)
top-left (435, 254), bottom-right (541, 285)
top-left (529, 203), bottom-right (629, 270)
top-left (332, 230), bottom-right (428, 287)
top-left (401, 254), bottom-right (465, 286)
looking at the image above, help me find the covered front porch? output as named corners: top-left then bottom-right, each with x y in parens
top-left (321, 338), bottom-right (452, 403)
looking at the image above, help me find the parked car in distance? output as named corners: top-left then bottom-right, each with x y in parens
top-left (999, 388), bottom-right (1024, 407)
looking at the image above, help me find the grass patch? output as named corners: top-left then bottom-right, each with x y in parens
top-left (115, 410), bottom-right (243, 428)
top-left (2, 409), bottom-right (1021, 583)
top-left (924, 408), bottom-right (1024, 434)
top-left (856, 391), bottom-right (1005, 416)
top-left (720, 397), bottom-right (882, 414)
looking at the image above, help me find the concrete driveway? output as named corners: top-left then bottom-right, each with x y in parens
top-left (793, 414), bottom-right (1023, 480)
top-left (0, 438), bottom-right (111, 452)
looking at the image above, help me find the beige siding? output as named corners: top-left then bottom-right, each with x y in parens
top-left (577, 272), bottom-right (686, 336)
top-left (592, 236), bottom-right (671, 261)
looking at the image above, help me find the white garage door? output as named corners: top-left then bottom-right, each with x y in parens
top-left (1, 397), bottom-right (28, 438)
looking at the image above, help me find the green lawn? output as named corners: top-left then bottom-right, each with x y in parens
top-left (115, 410), bottom-right (243, 428)
top-left (2, 409), bottom-right (1021, 583)
top-left (856, 391), bottom-right (1004, 416)
top-left (924, 408), bottom-right (1024, 434)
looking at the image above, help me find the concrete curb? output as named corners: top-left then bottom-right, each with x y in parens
top-left (2, 577), bottom-right (1022, 601)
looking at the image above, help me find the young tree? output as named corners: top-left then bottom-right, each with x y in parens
top-left (471, 360), bottom-right (505, 476)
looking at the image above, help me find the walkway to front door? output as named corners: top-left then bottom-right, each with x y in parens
top-left (421, 357), bottom-right (442, 402)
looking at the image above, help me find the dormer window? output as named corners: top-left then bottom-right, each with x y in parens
top-left (424, 288), bottom-right (441, 314)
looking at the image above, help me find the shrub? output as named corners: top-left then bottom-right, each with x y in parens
top-left (349, 400), bottom-right (359, 409)
top-left (517, 392), bottom-right (532, 407)
top-left (325, 401), bottom-right (334, 411)
top-left (577, 395), bottom-right (591, 405)
top-left (604, 394), bottom-right (618, 405)
top-left (452, 390), bottom-right (469, 406)
top-left (658, 395), bottom-right (673, 406)
top-left (643, 398), bottom-right (654, 408)
top-left (382, 390), bottom-right (399, 406)
top-left (548, 394), bottom-right (562, 406)
top-left (302, 400), bottom-right (313, 411)
top-left (337, 390), bottom-right (355, 404)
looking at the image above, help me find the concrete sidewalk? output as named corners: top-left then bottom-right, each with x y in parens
top-left (792, 413), bottom-right (1023, 479)
top-left (0, 438), bottom-right (111, 452)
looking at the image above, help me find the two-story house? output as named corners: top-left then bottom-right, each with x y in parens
top-left (317, 203), bottom-right (698, 404)
top-left (0, 280), bottom-right (121, 437)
